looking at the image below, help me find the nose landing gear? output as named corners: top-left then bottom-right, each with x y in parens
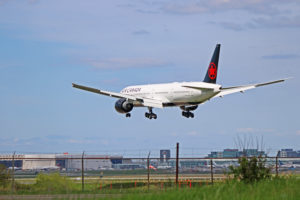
top-left (125, 113), bottom-right (131, 118)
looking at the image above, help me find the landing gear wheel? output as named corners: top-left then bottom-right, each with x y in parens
top-left (182, 111), bottom-right (194, 118)
top-left (182, 111), bottom-right (188, 118)
top-left (126, 113), bottom-right (131, 118)
top-left (145, 107), bottom-right (157, 119)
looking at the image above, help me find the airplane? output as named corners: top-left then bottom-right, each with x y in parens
top-left (8, 166), bottom-right (22, 171)
top-left (157, 165), bottom-right (172, 170)
top-left (211, 161), bottom-right (237, 169)
top-left (72, 44), bottom-right (287, 119)
top-left (279, 161), bottom-right (300, 169)
top-left (38, 166), bottom-right (60, 171)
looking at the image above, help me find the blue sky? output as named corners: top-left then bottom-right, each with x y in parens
top-left (0, 0), bottom-right (299, 157)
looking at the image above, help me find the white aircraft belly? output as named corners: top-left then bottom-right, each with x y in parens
top-left (168, 90), bottom-right (217, 104)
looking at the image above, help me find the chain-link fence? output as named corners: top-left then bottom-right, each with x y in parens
top-left (1, 152), bottom-right (300, 193)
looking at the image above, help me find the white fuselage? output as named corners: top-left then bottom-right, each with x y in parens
top-left (120, 82), bottom-right (221, 107)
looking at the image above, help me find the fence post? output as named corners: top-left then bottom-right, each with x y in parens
top-left (147, 151), bottom-right (150, 190)
top-left (81, 151), bottom-right (85, 191)
top-left (11, 151), bottom-right (15, 193)
top-left (275, 156), bottom-right (278, 177)
top-left (176, 142), bottom-right (179, 187)
top-left (210, 159), bottom-right (214, 185)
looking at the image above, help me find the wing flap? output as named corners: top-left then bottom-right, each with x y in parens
top-left (215, 86), bottom-right (255, 97)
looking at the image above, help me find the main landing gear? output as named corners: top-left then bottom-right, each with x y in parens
top-left (125, 113), bottom-right (131, 118)
top-left (182, 111), bottom-right (194, 118)
top-left (180, 105), bottom-right (197, 118)
top-left (145, 107), bottom-right (157, 120)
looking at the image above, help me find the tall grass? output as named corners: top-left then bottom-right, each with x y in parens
top-left (120, 177), bottom-right (300, 200)
top-left (1, 174), bottom-right (299, 199)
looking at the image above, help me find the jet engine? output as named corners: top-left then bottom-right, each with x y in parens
top-left (115, 98), bottom-right (133, 113)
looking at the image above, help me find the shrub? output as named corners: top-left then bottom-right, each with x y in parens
top-left (228, 156), bottom-right (271, 183)
top-left (0, 164), bottom-right (10, 188)
top-left (33, 173), bottom-right (76, 193)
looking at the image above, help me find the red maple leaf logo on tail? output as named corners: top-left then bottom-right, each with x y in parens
top-left (149, 165), bottom-right (157, 170)
top-left (208, 62), bottom-right (217, 80)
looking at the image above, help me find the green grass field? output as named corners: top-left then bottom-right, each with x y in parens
top-left (119, 178), bottom-right (300, 200)
top-left (1, 174), bottom-right (300, 199)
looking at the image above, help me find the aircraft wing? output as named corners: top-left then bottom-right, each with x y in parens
top-left (72, 83), bottom-right (163, 108)
top-left (214, 78), bottom-right (287, 98)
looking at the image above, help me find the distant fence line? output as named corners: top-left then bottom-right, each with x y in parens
top-left (1, 156), bottom-right (300, 160)
top-left (2, 155), bottom-right (300, 193)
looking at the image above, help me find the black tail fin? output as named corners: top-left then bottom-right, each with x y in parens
top-left (203, 44), bottom-right (221, 84)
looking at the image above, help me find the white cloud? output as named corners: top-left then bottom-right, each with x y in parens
top-left (135, 1), bottom-right (300, 30)
top-left (67, 139), bottom-right (94, 144)
top-left (237, 128), bottom-right (255, 133)
top-left (13, 138), bottom-right (19, 142)
top-left (0, 0), bottom-right (39, 6)
top-left (186, 131), bottom-right (199, 136)
top-left (132, 29), bottom-right (150, 35)
top-left (262, 54), bottom-right (300, 60)
top-left (0, 137), bottom-right (37, 147)
top-left (160, 0), bottom-right (299, 16)
top-left (162, 3), bottom-right (208, 15)
top-left (252, 15), bottom-right (300, 29)
top-left (100, 140), bottom-right (109, 145)
top-left (87, 58), bottom-right (171, 70)
top-left (236, 128), bottom-right (276, 133)
top-left (100, 78), bottom-right (120, 85)
top-left (66, 137), bottom-right (109, 145)
top-left (169, 132), bottom-right (178, 137)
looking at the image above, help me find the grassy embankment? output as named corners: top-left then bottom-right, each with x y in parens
top-left (0, 173), bottom-right (300, 199)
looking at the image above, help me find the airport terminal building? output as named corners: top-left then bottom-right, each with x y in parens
top-left (207, 149), bottom-right (267, 158)
top-left (0, 154), bottom-right (123, 170)
top-left (277, 149), bottom-right (300, 158)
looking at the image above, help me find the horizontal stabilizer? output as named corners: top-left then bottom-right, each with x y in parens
top-left (214, 78), bottom-right (288, 98)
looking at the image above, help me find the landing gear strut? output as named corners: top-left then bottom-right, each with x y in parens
top-left (182, 111), bottom-right (194, 118)
top-left (125, 113), bottom-right (131, 118)
top-left (145, 107), bottom-right (157, 119)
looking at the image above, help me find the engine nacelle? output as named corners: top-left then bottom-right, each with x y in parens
top-left (115, 98), bottom-right (133, 113)
top-left (180, 105), bottom-right (198, 111)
